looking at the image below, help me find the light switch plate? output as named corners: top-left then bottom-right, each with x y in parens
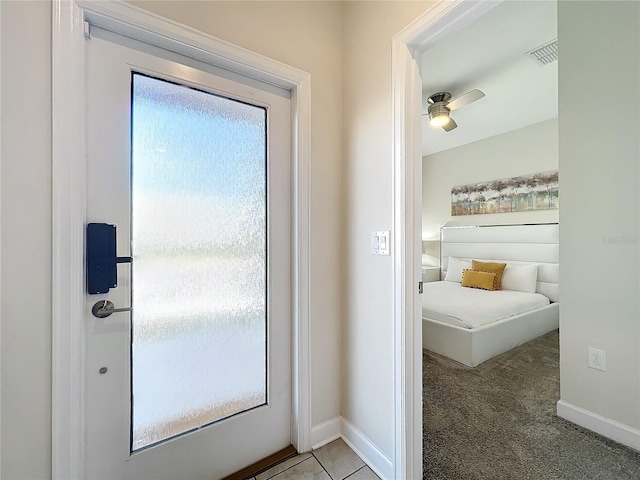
top-left (372, 231), bottom-right (390, 255)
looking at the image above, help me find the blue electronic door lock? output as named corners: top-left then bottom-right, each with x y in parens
top-left (86, 223), bottom-right (132, 294)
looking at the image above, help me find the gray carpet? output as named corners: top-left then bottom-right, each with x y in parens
top-left (423, 330), bottom-right (640, 479)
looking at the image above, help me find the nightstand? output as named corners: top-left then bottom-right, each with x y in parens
top-left (422, 266), bottom-right (441, 283)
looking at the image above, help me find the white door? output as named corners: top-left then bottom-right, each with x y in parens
top-left (84, 28), bottom-right (292, 479)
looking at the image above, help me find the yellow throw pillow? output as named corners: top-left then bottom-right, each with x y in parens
top-left (472, 260), bottom-right (507, 290)
top-left (461, 269), bottom-right (497, 291)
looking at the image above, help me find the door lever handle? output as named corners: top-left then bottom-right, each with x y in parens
top-left (92, 300), bottom-right (132, 318)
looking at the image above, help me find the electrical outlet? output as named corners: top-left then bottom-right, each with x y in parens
top-left (588, 347), bottom-right (607, 372)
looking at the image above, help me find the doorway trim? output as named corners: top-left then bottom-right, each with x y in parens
top-left (391, 1), bottom-right (502, 477)
top-left (51, 1), bottom-right (311, 477)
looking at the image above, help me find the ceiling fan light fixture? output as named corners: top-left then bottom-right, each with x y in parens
top-left (424, 89), bottom-right (483, 132)
top-left (428, 104), bottom-right (451, 127)
top-left (430, 112), bottom-right (450, 127)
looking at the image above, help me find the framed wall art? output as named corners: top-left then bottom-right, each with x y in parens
top-left (451, 170), bottom-right (558, 216)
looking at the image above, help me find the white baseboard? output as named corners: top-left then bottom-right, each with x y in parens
top-left (340, 418), bottom-right (393, 480)
top-left (311, 417), bottom-right (341, 450)
top-left (310, 417), bottom-right (393, 480)
top-left (557, 399), bottom-right (640, 452)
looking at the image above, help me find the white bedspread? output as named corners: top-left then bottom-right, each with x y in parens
top-left (422, 281), bottom-right (550, 329)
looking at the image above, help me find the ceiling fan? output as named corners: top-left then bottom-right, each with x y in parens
top-left (425, 89), bottom-right (485, 132)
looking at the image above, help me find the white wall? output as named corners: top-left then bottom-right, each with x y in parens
top-left (558, 0), bottom-right (640, 434)
top-left (1, 1), bottom-right (52, 478)
top-left (422, 119), bottom-right (558, 237)
top-left (341, 1), bottom-right (432, 459)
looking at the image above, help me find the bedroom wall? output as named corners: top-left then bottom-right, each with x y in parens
top-left (558, 0), bottom-right (640, 439)
top-left (422, 118), bottom-right (559, 250)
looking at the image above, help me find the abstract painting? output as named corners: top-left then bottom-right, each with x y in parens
top-left (451, 170), bottom-right (558, 216)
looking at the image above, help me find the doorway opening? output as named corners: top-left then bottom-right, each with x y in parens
top-left (392, 0), bottom-right (558, 477)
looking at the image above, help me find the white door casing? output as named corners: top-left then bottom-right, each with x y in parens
top-left (52, 1), bottom-right (311, 478)
top-left (391, 1), bottom-right (502, 478)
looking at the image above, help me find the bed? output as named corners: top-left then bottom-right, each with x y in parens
top-left (422, 223), bottom-right (559, 367)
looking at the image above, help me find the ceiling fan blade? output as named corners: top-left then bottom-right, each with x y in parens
top-left (447, 89), bottom-right (485, 111)
top-left (442, 118), bottom-right (457, 132)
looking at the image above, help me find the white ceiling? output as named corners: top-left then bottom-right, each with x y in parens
top-left (421, 1), bottom-right (558, 156)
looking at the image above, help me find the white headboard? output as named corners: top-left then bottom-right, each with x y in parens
top-left (440, 223), bottom-right (559, 302)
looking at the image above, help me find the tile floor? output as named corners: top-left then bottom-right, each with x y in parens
top-left (246, 439), bottom-right (380, 480)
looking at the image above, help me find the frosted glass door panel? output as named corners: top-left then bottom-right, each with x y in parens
top-left (131, 74), bottom-right (267, 451)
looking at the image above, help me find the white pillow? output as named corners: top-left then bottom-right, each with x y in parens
top-left (501, 264), bottom-right (538, 293)
top-left (444, 256), bottom-right (472, 283)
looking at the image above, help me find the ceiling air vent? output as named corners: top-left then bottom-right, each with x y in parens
top-left (528, 39), bottom-right (558, 66)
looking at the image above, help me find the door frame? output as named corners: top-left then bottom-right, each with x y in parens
top-left (51, 1), bottom-right (311, 478)
top-left (391, 0), bottom-right (502, 477)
